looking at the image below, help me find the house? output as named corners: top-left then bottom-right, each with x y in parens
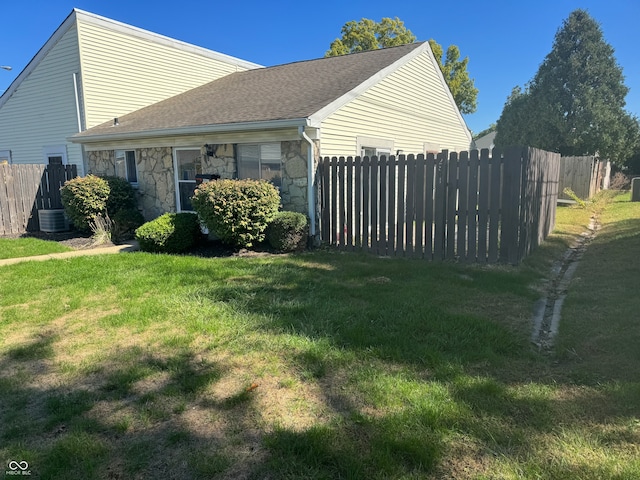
top-left (70, 41), bottom-right (472, 237)
top-left (472, 131), bottom-right (496, 152)
top-left (0, 9), bottom-right (261, 175)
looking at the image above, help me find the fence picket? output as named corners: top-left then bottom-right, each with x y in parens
top-left (457, 151), bottom-right (469, 261)
top-left (354, 156), bottom-right (362, 249)
top-left (414, 154), bottom-right (426, 258)
top-left (346, 156), bottom-right (354, 250)
top-left (405, 155), bottom-right (416, 256)
top-left (362, 156), bottom-right (370, 252)
top-left (446, 152), bottom-right (458, 260)
top-left (433, 152), bottom-right (447, 261)
top-left (424, 153), bottom-right (435, 261)
top-left (396, 155), bottom-right (406, 256)
top-left (488, 152), bottom-right (502, 263)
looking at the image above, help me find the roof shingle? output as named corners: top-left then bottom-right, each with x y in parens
top-left (75, 42), bottom-right (425, 138)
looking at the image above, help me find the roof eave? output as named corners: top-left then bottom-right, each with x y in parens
top-left (69, 118), bottom-right (311, 144)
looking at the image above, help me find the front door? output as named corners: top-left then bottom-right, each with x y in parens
top-left (174, 148), bottom-right (202, 211)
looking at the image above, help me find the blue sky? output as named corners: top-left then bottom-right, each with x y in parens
top-left (1, 0), bottom-right (638, 135)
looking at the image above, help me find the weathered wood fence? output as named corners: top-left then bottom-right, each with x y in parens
top-left (558, 156), bottom-right (609, 201)
top-left (0, 163), bottom-right (77, 235)
top-left (319, 146), bottom-right (560, 265)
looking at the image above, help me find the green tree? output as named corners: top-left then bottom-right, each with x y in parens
top-left (473, 123), bottom-right (496, 140)
top-left (495, 9), bottom-right (639, 165)
top-left (326, 19), bottom-right (478, 114)
top-left (428, 40), bottom-right (478, 114)
top-left (325, 17), bottom-right (416, 56)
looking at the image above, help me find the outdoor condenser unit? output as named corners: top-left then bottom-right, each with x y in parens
top-left (38, 209), bottom-right (69, 233)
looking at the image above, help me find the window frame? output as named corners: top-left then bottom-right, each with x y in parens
top-left (237, 142), bottom-right (282, 188)
top-left (0, 149), bottom-right (11, 164)
top-left (42, 145), bottom-right (68, 166)
top-left (173, 147), bottom-right (202, 212)
top-left (114, 149), bottom-right (139, 185)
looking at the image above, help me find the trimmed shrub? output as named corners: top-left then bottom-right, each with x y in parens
top-left (266, 211), bottom-right (308, 252)
top-left (102, 176), bottom-right (137, 214)
top-left (191, 179), bottom-right (281, 248)
top-left (135, 212), bottom-right (201, 253)
top-left (60, 175), bottom-right (110, 232)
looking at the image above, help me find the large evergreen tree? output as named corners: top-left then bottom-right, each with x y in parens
top-left (326, 18), bottom-right (478, 114)
top-left (496, 9), bottom-right (639, 165)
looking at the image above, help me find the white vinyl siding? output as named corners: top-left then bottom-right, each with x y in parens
top-left (0, 24), bottom-right (84, 172)
top-left (76, 19), bottom-right (254, 129)
top-left (319, 50), bottom-right (471, 157)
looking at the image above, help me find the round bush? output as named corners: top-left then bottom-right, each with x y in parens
top-left (266, 211), bottom-right (308, 252)
top-left (191, 179), bottom-right (281, 248)
top-left (102, 176), bottom-right (137, 214)
top-left (135, 212), bottom-right (201, 253)
top-left (60, 175), bottom-right (110, 232)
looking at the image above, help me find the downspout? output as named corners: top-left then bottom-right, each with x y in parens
top-left (73, 72), bottom-right (87, 176)
top-left (298, 125), bottom-right (317, 239)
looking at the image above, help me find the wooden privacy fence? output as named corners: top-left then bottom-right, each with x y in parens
top-left (0, 163), bottom-right (77, 235)
top-left (319, 146), bottom-right (560, 265)
top-left (558, 155), bottom-right (609, 201)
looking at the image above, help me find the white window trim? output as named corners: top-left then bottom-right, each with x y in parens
top-left (173, 147), bottom-right (202, 212)
top-left (42, 145), bottom-right (68, 165)
top-left (114, 149), bottom-right (139, 186)
top-left (0, 149), bottom-right (11, 164)
top-left (356, 136), bottom-right (394, 158)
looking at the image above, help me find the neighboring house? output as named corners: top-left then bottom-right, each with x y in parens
top-left (71, 41), bottom-right (472, 237)
top-left (0, 9), bottom-right (260, 175)
top-left (472, 131), bottom-right (496, 152)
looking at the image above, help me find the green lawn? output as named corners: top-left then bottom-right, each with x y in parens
top-left (0, 192), bottom-right (638, 479)
top-left (0, 237), bottom-right (72, 259)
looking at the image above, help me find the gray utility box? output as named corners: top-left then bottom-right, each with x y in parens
top-left (38, 209), bottom-right (70, 233)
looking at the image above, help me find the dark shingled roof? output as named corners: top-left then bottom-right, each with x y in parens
top-left (75, 42), bottom-right (425, 138)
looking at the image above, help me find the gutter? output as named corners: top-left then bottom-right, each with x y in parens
top-left (298, 125), bottom-right (317, 239)
top-left (69, 118), bottom-right (310, 144)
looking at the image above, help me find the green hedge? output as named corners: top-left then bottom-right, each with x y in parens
top-left (265, 211), bottom-right (308, 252)
top-left (191, 179), bottom-right (280, 248)
top-left (135, 212), bottom-right (201, 253)
top-left (60, 175), bottom-right (110, 232)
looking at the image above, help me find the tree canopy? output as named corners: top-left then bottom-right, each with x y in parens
top-left (495, 9), bottom-right (640, 165)
top-left (325, 17), bottom-right (416, 56)
top-left (325, 18), bottom-right (478, 114)
top-left (428, 40), bottom-right (478, 114)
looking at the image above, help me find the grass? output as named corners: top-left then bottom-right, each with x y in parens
top-left (0, 237), bottom-right (72, 259)
top-left (0, 191), bottom-right (638, 479)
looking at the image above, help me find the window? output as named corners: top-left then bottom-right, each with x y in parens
top-left (115, 150), bottom-right (138, 184)
top-left (0, 150), bottom-right (10, 164)
top-left (356, 136), bottom-right (394, 159)
top-left (43, 145), bottom-right (68, 165)
top-left (361, 146), bottom-right (391, 158)
top-left (174, 148), bottom-right (202, 211)
top-left (237, 143), bottom-right (282, 188)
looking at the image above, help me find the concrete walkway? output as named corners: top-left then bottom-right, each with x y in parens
top-left (0, 241), bottom-right (139, 267)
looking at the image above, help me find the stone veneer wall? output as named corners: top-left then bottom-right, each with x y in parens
top-left (87, 139), bottom-right (318, 221)
top-left (87, 147), bottom-right (176, 220)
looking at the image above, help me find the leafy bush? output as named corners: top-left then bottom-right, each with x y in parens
top-left (60, 175), bottom-right (110, 232)
top-left (61, 174), bottom-right (139, 234)
top-left (135, 212), bottom-right (201, 253)
top-left (111, 208), bottom-right (145, 242)
top-left (191, 179), bottom-right (281, 248)
top-left (102, 176), bottom-right (137, 214)
top-left (265, 211), bottom-right (308, 252)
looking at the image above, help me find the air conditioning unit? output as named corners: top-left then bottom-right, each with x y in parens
top-left (38, 209), bottom-right (69, 233)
